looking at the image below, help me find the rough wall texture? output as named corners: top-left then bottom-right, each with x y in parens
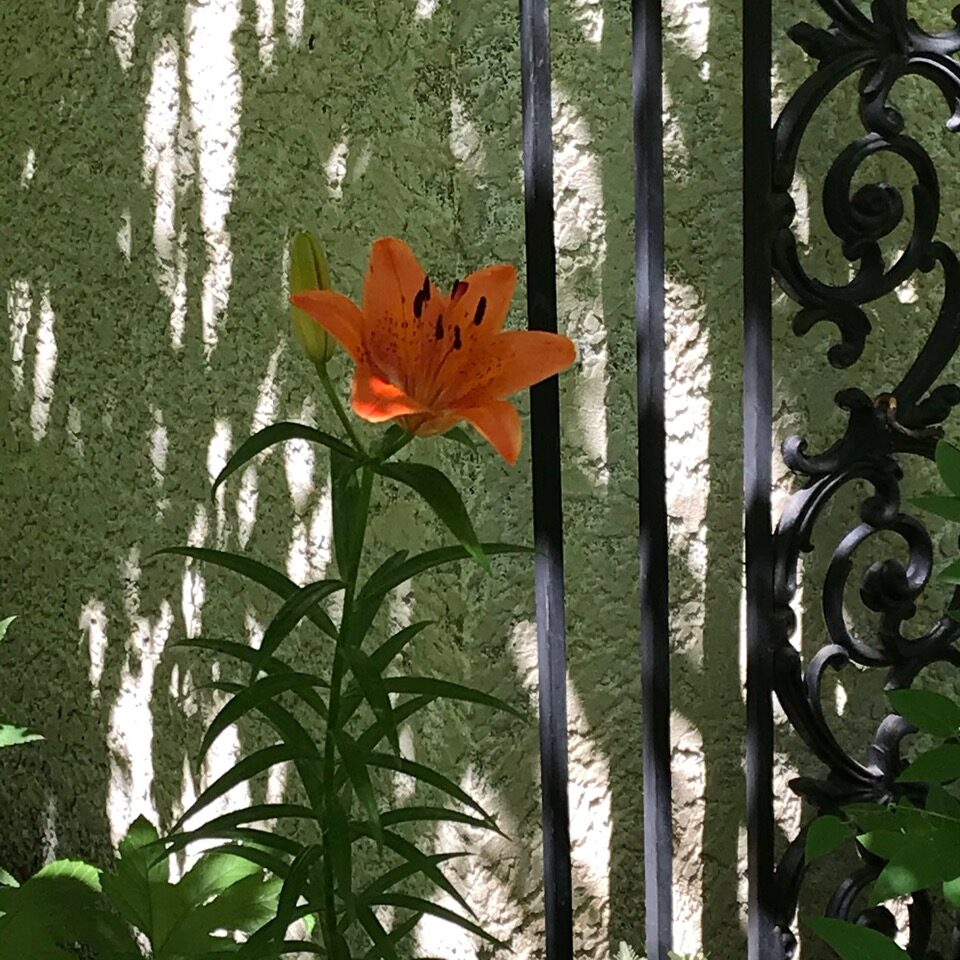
top-left (2, 1), bottom-right (960, 958)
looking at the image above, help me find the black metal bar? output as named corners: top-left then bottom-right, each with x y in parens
top-left (743, 0), bottom-right (776, 958)
top-left (518, 2), bottom-right (574, 959)
top-left (632, 0), bottom-right (673, 958)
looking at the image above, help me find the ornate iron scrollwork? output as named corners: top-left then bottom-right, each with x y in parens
top-left (769, 2), bottom-right (960, 956)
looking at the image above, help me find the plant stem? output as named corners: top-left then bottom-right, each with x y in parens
top-left (320, 465), bottom-right (375, 958)
top-left (316, 360), bottom-right (367, 457)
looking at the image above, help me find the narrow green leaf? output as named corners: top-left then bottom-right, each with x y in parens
top-left (384, 676), bottom-right (524, 719)
top-left (805, 815), bottom-right (852, 862)
top-left (365, 753), bottom-right (495, 824)
top-left (351, 825), bottom-right (474, 917)
top-left (381, 806), bottom-right (505, 837)
top-left (898, 743), bottom-right (960, 782)
top-left (212, 422), bottom-right (358, 499)
top-left (198, 673), bottom-right (329, 763)
top-left (0, 724), bottom-right (43, 748)
top-left (936, 441), bottom-right (960, 497)
top-left (376, 462), bottom-right (486, 568)
top-left (807, 918), bottom-right (909, 960)
top-left (356, 904), bottom-right (402, 960)
top-left (358, 853), bottom-right (464, 904)
top-left (367, 893), bottom-right (506, 948)
top-left (341, 645), bottom-right (400, 753)
top-left (0, 616), bottom-right (15, 641)
top-left (360, 913), bottom-right (421, 960)
top-left (254, 579), bottom-right (346, 673)
top-left (276, 845), bottom-right (324, 938)
top-left (328, 795), bottom-right (353, 902)
top-left (0, 866), bottom-right (18, 887)
top-left (888, 688), bottom-right (960, 738)
top-left (151, 547), bottom-right (338, 639)
top-left (332, 452), bottom-right (365, 581)
top-left (370, 622), bottom-right (434, 673)
top-left (335, 731), bottom-right (381, 841)
top-left (238, 942), bottom-right (327, 959)
top-left (360, 543), bottom-right (531, 603)
top-left (173, 745), bottom-right (320, 831)
top-left (439, 427), bottom-right (480, 453)
top-left (203, 680), bottom-right (325, 809)
top-left (913, 495), bottom-right (960, 522)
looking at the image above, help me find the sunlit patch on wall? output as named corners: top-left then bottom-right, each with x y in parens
top-left (665, 0), bottom-right (711, 81)
top-left (450, 94), bottom-right (486, 179)
top-left (80, 598), bottom-right (109, 702)
top-left (254, 0), bottom-right (276, 68)
top-left (107, 0), bottom-right (139, 70)
top-left (284, 399), bottom-right (317, 513)
top-left (150, 406), bottom-right (169, 519)
top-left (414, 0), bottom-right (438, 19)
top-left (552, 90), bottom-right (610, 488)
top-left (185, 0), bottom-right (242, 354)
top-left (31, 286), bottom-right (58, 442)
top-left (107, 548), bottom-right (172, 847)
top-left (41, 793), bottom-right (59, 864)
top-left (143, 35), bottom-right (189, 350)
top-left (567, 0), bottom-right (603, 45)
top-left (8, 277), bottom-right (31, 393)
top-left (67, 402), bottom-right (84, 458)
top-left (325, 140), bottom-right (349, 200)
top-left (286, 0), bottom-right (305, 44)
top-left (183, 505), bottom-right (209, 638)
top-left (671, 713), bottom-right (705, 956)
top-left (208, 419), bottom-right (233, 544)
top-left (20, 148), bottom-right (35, 188)
top-left (117, 206), bottom-right (132, 261)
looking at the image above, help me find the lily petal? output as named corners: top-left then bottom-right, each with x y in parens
top-left (290, 290), bottom-right (364, 362)
top-left (363, 237), bottom-right (446, 390)
top-left (460, 401), bottom-right (523, 465)
top-left (449, 330), bottom-right (577, 408)
top-left (351, 363), bottom-right (427, 423)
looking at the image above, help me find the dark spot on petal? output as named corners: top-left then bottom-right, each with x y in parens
top-left (435, 316), bottom-right (445, 340)
top-left (451, 279), bottom-right (468, 301)
top-left (421, 275), bottom-right (431, 302)
top-left (473, 296), bottom-right (487, 326)
top-left (413, 289), bottom-right (425, 319)
top-left (453, 325), bottom-right (462, 349)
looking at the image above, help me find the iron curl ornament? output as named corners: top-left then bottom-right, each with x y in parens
top-left (766, 2), bottom-right (960, 957)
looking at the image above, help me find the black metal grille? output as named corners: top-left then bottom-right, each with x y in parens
top-left (519, 1), bottom-right (960, 958)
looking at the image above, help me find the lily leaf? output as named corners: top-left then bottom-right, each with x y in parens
top-left (376, 462), bottom-right (486, 569)
top-left (212, 422), bottom-right (358, 499)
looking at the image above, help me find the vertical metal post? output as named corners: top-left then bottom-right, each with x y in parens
top-left (743, 1), bottom-right (777, 958)
top-left (632, 1), bottom-right (673, 958)
top-left (519, 2), bottom-right (574, 959)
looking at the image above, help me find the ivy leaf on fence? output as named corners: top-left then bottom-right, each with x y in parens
top-left (888, 688), bottom-right (960, 738)
top-left (808, 917), bottom-right (909, 960)
top-left (805, 815), bottom-right (851, 862)
top-left (936, 440), bottom-right (960, 497)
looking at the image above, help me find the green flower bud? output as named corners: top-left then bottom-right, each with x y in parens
top-left (290, 231), bottom-right (335, 364)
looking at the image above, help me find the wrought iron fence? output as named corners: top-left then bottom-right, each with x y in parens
top-left (518, 1), bottom-right (960, 959)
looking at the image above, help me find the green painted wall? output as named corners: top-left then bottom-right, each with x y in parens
top-left (2, 1), bottom-right (960, 957)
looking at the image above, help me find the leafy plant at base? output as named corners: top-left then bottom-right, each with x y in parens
top-left (0, 816), bottom-right (281, 958)
top-left (612, 943), bottom-right (708, 960)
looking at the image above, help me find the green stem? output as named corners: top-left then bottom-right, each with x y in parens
top-left (316, 360), bottom-right (367, 457)
top-left (320, 465), bottom-right (375, 958)
top-left (376, 429), bottom-right (415, 462)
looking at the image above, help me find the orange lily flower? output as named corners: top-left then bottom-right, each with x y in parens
top-left (290, 237), bottom-right (576, 464)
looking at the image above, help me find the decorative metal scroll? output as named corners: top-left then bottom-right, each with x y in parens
top-left (768, 2), bottom-right (960, 956)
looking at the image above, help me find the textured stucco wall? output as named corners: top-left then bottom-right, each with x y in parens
top-left (2, 1), bottom-right (960, 958)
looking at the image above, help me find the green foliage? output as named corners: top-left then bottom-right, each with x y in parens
top-left (0, 818), bottom-right (284, 959)
top-left (0, 615), bottom-right (43, 748)
top-left (805, 686), bottom-right (960, 959)
top-left (612, 942), bottom-right (709, 960)
top-left (159, 409), bottom-right (528, 959)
